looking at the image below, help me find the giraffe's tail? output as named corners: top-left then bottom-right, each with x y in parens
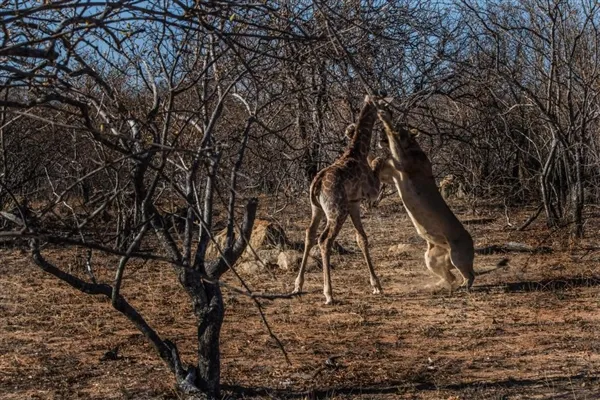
top-left (309, 172), bottom-right (325, 209)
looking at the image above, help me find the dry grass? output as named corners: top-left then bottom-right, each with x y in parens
top-left (2, 195), bottom-right (600, 399)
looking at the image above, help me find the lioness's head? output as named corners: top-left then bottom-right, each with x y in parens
top-left (376, 103), bottom-right (421, 156)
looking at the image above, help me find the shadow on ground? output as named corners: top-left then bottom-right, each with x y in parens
top-left (476, 275), bottom-right (600, 293)
top-left (223, 373), bottom-right (599, 398)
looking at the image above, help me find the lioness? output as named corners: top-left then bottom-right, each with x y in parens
top-left (375, 102), bottom-right (475, 291)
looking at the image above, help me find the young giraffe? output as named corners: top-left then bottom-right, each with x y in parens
top-left (344, 123), bottom-right (393, 208)
top-left (293, 95), bottom-right (382, 305)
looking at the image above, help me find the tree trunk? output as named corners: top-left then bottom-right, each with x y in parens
top-left (295, 93), bottom-right (317, 185)
top-left (541, 137), bottom-right (559, 227)
top-left (195, 281), bottom-right (224, 398)
top-left (571, 143), bottom-right (584, 238)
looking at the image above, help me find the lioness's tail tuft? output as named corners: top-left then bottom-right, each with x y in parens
top-left (496, 258), bottom-right (509, 267)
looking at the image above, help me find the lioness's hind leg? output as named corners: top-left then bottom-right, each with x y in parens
top-left (449, 242), bottom-right (475, 290)
top-left (424, 243), bottom-right (456, 290)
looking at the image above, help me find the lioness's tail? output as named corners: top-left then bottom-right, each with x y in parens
top-left (475, 258), bottom-right (509, 277)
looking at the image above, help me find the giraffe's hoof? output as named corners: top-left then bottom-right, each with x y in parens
top-left (324, 297), bottom-right (334, 305)
top-left (371, 279), bottom-right (383, 294)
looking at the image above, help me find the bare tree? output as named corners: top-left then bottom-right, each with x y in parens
top-left (6, 0), bottom-right (600, 397)
top-left (0, 1), bottom-right (317, 397)
top-left (453, 0), bottom-right (600, 236)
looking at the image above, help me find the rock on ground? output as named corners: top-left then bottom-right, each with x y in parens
top-left (206, 219), bottom-right (290, 262)
top-left (277, 249), bottom-right (320, 272)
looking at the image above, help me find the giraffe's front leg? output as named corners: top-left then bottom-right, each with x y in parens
top-left (349, 202), bottom-right (383, 295)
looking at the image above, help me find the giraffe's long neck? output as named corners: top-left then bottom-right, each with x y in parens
top-left (348, 100), bottom-right (376, 161)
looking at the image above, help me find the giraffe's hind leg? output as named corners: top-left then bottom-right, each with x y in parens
top-left (293, 204), bottom-right (324, 294)
top-left (319, 211), bottom-right (348, 305)
top-left (349, 201), bottom-right (382, 294)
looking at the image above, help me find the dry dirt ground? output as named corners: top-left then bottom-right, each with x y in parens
top-left (2, 195), bottom-right (600, 399)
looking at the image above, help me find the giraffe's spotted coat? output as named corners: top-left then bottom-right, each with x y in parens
top-left (293, 96), bottom-right (383, 304)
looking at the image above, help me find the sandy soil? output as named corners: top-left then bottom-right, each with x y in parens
top-left (2, 195), bottom-right (600, 399)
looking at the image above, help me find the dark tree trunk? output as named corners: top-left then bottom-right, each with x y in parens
top-left (302, 148), bottom-right (318, 184)
top-left (541, 138), bottom-right (559, 227)
top-left (572, 143), bottom-right (584, 238)
top-left (195, 282), bottom-right (224, 398)
top-left (295, 89), bottom-right (318, 184)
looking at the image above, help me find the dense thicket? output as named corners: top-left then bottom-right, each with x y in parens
top-left (2, 0), bottom-right (599, 397)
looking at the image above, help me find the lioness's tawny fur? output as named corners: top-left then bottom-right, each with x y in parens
top-left (376, 102), bottom-right (475, 291)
